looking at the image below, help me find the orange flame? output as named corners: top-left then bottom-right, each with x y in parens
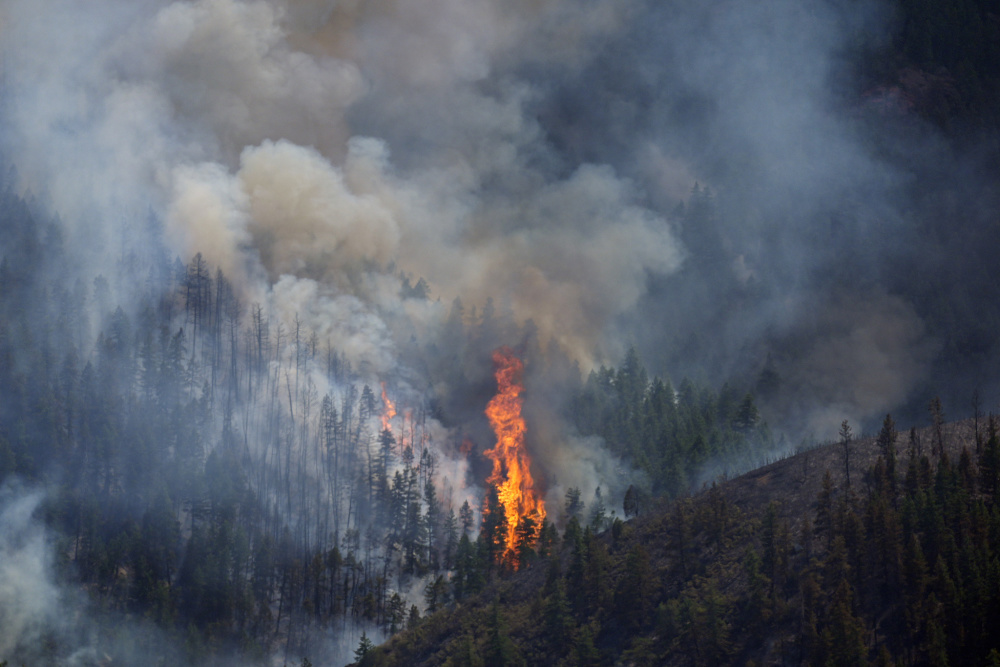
top-left (483, 347), bottom-right (545, 567)
top-left (380, 382), bottom-right (396, 433)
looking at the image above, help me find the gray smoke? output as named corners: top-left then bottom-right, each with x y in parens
top-left (0, 0), bottom-right (690, 532)
top-left (0, 483), bottom-right (188, 666)
top-left (1, 0), bottom-right (681, 370)
top-left (0, 483), bottom-right (376, 666)
top-left (4, 0), bottom-right (994, 661)
top-left (0, 0), bottom-right (992, 631)
top-left (0, 484), bottom-right (58, 658)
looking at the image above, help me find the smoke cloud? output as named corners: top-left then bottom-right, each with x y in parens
top-left (3, 0), bottom-right (684, 374)
top-left (0, 482), bottom-right (368, 666)
top-left (5, 0), bottom-right (1000, 661)
top-left (0, 485), bottom-right (58, 658)
top-left (1, 0), bottom-right (997, 631)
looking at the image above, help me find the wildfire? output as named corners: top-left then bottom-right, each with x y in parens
top-left (483, 346), bottom-right (545, 567)
top-left (379, 381), bottom-right (396, 433)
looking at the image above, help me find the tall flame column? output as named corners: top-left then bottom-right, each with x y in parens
top-left (484, 346), bottom-right (545, 566)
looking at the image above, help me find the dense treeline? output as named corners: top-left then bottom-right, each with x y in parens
top-left (0, 1), bottom-right (994, 663)
top-left (0, 170), bottom-right (770, 664)
top-left (570, 346), bottom-right (770, 497)
top-left (878, 0), bottom-right (1000, 128)
top-left (370, 414), bottom-right (1000, 666)
top-left (0, 178), bottom-right (466, 662)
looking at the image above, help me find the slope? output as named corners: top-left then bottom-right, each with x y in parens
top-left (361, 414), bottom-right (1000, 666)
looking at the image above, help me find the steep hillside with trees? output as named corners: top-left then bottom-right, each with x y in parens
top-left (569, 348), bottom-right (771, 498)
top-left (365, 415), bottom-right (1000, 666)
top-left (0, 176), bottom-right (770, 665)
top-left (0, 1), bottom-right (998, 664)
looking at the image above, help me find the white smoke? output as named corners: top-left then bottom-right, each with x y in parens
top-left (2, 0), bottom-right (970, 659)
top-left (0, 485), bottom-right (58, 658)
top-left (2, 0), bottom-right (682, 375)
top-left (0, 0), bottom-right (942, 623)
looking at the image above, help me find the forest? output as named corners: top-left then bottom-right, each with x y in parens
top-left (0, 173), bottom-right (773, 664)
top-left (369, 413), bottom-right (1000, 667)
top-left (0, 0), bottom-right (998, 663)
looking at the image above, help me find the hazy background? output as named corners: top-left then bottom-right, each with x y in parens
top-left (1, 0), bottom-right (999, 663)
top-left (2, 0), bottom-right (996, 447)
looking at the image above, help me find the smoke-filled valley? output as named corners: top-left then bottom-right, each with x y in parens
top-left (0, 0), bottom-right (998, 664)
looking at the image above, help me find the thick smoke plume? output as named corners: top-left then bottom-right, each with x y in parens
top-left (1, 0), bottom-right (998, 655)
top-left (4, 0), bottom-right (999, 662)
top-left (4, 0), bottom-right (986, 449)
top-left (0, 0), bottom-right (690, 526)
top-left (2, 0), bottom-right (680, 369)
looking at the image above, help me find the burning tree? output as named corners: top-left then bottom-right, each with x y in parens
top-left (483, 347), bottom-right (546, 568)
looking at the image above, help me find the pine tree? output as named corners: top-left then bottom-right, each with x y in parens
top-left (354, 631), bottom-right (375, 665)
top-left (484, 601), bottom-right (524, 666)
top-left (877, 414), bottom-right (898, 493)
top-left (615, 544), bottom-right (654, 631)
top-left (443, 508), bottom-right (459, 569)
top-left (624, 484), bottom-right (639, 518)
top-left (929, 397), bottom-right (945, 458)
top-left (840, 420), bottom-right (854, 488)
top-left (480, 484), bottom-right (508, 567)
top-left (734, 393), bottom-right (760, 434)
top-left (589, 487), bottom-right (608, 531)
top-left (459, 500), bottom-right (475, 536)
top-left (407, 604), bottom-right (421, 631)
top-left (424, 575), bottom-right (448, 614)
top-left (543, 578), bottom-right (573, 653)
top-left (565, 487), bottom-right (585, 520)
top-left (514, 514), bottom-right (538, 566)
top-left (574, 623), bottom-right (602, 667)
top-left (980, 416), bottom-right (1000, 499)
top-left (823, 580), bottom-right (869, 667)
top-left (386, 592), bottom-right (406, 634)
top-left (446, 634), bottom-right (484, 667)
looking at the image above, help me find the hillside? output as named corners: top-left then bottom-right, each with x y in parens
top-left (361, 415), bottom-right (1000, 666)
top-left (1, 0), bottom-right (1000, 664)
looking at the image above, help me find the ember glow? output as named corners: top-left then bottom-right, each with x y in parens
top-left (380, 382), bottom-right (397, 433)
top-left (484, 347), bottom-right (545, 566)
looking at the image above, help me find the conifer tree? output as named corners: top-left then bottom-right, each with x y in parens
top-left (484, 601), bottom-right (524, 667)
top-left (840, 420), bottom-right (854, 488)
top-left (354, 631), bottom-right (375, 665)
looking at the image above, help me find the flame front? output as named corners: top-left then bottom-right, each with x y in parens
top-left (484, 346), bottom-right (545, 567)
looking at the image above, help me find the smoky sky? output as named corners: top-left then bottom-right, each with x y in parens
top-left (1, 0), bottom-right (995, 442)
